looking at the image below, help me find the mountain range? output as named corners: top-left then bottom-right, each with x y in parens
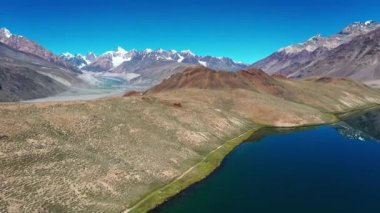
top-left (252, 21), bottom-right (380, 83)
top-left (1, 20), bottom-right (380, 101)
top-left (57, 20), bottom-right (380, 86)
top-left (2, 20), bottom-right (380, 212)
top-left (0, 29), bottom-right (85, 101)
top-left (60, 47), bottom-right (247, 72)
top-left (0, 28), bottom-right (80, 73)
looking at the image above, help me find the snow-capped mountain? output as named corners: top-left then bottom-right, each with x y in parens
top-left (252, 20), bottom-right (380, 75)
top-left (70, 47), bottom-right (247, 72)
top-left (58, 47), bottom-right (248, 89)
top-left (59, 52), bottom-right (97, 68)
top-left (0, 27), bottom-right (80, 73)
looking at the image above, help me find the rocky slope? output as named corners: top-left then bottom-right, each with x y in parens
top-left (286, 27), bottom-right (380, 82)
top-left (0, 43), bottom-right (85, 101)
top-left (252, 21), bottom-right (380, 81)
top-left (0, 27), bottom-right (80, 73)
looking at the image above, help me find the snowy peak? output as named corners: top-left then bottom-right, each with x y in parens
top-left (86, 52), bottom-right (97, 62)
top-left (116, 46), bottom-right (127, 54)
top-left (340, 20), bottom-right (379, 35)
top-left (180, 50), bottom-right (195, 56)
top-left (278, 21), bottom-right (380, 55)
top-left (80, 47), bottom-right (247, 72)
top-left (62, 52), bottom-right (74, 58)
top-left (307, 34), bottom-right (323, 41)
top-left (0, 26), bottom-right (79, 72)
top-left (59, 52), bottom-right (96, 68)
top-left (0, 27), bottom-right (12, 38)
top-left (280, 33), bottom-right (338, 54)
top-left (143, 48), bottom-right (153, 54)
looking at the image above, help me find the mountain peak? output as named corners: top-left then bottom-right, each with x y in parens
top-left (79, 47), bottom-right (247, 72)
top-left (180, 49), bottom-right (195, 56)
top-left (116, 46), bottom-right (127, 54)
top-left (86, 52), bottom-right (96, 57)
top-left (0, 27), bottom-right (12, 38)
top-left (307, 33), bottom-right (323, 41)
top-left (62, 52), bottom-right (74, 58)
top-left (365, 20), bottom-right (376, 25)
top-left (144, 48), bottom-right (153, 53)
top-left (340, 20), bottom-right (379, 34)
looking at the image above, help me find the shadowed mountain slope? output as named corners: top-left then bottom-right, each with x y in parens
top-left (0, 43), bottom-right (84, 101)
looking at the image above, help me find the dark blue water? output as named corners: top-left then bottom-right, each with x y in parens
top-left (154, 119), bottom-right (380, 213)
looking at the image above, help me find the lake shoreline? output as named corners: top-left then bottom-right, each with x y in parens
top-left (125, 103), bottom-right (380, 213)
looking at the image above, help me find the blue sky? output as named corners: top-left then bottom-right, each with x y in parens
top-left (1, 0), bottom-right (379, 63)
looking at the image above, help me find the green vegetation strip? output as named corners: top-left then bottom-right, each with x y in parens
top-left (125, 129), bottom-right (256, 213)
top-left (124, 104), bottom-right (380, 213)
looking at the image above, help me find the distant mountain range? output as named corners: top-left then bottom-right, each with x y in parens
top-left (60, 47), bottom-right (247, 74)
top-left (252, 20), bottom-right (380, 83)
top-left (59, 47), bottom-right (248, 87)
top-left (1, 20), bottom-right (380, 101)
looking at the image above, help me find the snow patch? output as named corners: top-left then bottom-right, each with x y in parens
top-left (0, 28), bottom-right (12, 38)
top-left (62, 52), bottom-right (74, 58)
top-left (112, 55), bottom-right (128, 67)
top-left (181, 49), bottom-right (195, 56)
top-left (365, 20), bottom-right (374, 25)
top-left (198, 60), bottom-right (207, 67)
top-left (116, 46), bottom-right (128, 54)
top-left (144, 48), bottom-right (153, 53)
top-left (177, 54), bottom-right (184, 62)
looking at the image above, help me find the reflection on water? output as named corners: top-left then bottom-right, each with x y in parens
top-left (334, 123), bottom-right (370, 141)
top-left (339, 107), bottom-right (380, 141)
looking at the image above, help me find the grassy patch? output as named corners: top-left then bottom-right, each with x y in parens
top-left (126, 129), bottom-right (256, 213)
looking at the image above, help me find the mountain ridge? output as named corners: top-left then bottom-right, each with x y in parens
top-left (61, 47), bottom-right (247, 72)
top-left (252, 20), bottom-right (380, 80)
top-left (0, 27), bottom-right (81, 73)
top-left (0, 42), bottom-right (85, 101)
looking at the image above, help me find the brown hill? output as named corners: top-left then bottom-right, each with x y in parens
top-left (148, 66), bottom-right (284, 95)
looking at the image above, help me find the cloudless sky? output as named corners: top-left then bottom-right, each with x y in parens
top-left (1, 0), bottom-right (380, 63)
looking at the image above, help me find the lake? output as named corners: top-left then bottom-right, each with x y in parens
top-left (153, 108), bottom-right (380, 213)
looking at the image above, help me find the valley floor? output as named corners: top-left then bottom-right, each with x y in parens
top-left (24, 87), bottom-right (127, 103)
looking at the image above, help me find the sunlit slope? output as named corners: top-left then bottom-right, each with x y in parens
top-left (1, 67), bottom-right (380, 212)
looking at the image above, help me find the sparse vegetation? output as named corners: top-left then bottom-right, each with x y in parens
top-left (126, 130), bottom-right (255, 213)
top-left (1, 75), bottom-right (380, 212)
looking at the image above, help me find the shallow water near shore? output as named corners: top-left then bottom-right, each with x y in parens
top-left (153, 109), bottom-right (380, 213)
